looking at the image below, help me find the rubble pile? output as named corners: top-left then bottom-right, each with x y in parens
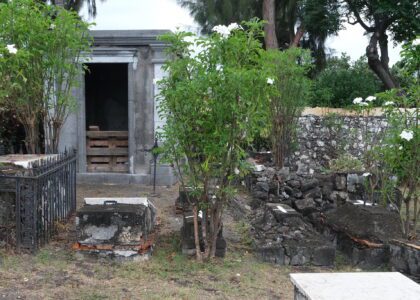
top-left (248, 164), bottom-right (369, 214)
top-left (251, 203), bottom-right (335, 266)
top-left (245, 158), bottom-right (406, 269)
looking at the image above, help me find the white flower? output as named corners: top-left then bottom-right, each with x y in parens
top-left (216, 64), bottom-right (223, 72)
top-left (182, 35), bottom-right (196, 44)
top-left (365, 96), bottom-right (376, 102)
top-left (413, 38), bottom-right (420, 46)
top-left (50, 23), bottom-right (56, 29)
top-left (234, 167), bottom-right (240, 175)
top-left (353, 97), bottom-right (363, 104)
top-left (212, 25), bottom-right (230, 38)
top-left (383, 101), bottom-right (394, 106)
top-left (182, 35), bottom-right (210, 58)
top-left (236, 273), bottom-right (241, 277)
top-left (399, 145), bottom-right (403, 150)
top-left (362, 172), bottom-right (371, 177)
top-left (212, 23), bottom-right (241, 38)
top-left (5, 44), bottom-right (17, 54)
top-left (400, 130), bottom-right (413, 141)
top-left (227, 23), bottom-right (241, 31)
top-left (267, 78), bottom-right (275, 85)
top-left (359, 102), bottom-right (369, 106)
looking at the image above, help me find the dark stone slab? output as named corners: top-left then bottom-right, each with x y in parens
top-left (336, 232), bottom-right (390, 268)
top-left (180, 211), bottom-right (226, 257)
top-left (326, 203), bottom-right (402, 243)
top-left (390, 240), bottom-right (420, 280)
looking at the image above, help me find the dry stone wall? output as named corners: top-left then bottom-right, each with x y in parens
top-left (288, 115), bottom-right (388, 173)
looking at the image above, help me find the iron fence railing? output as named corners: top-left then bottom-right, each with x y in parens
top-left (0, 150), bottom-right (77, 252)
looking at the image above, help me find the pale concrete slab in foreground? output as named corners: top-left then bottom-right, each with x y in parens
top-left (290, 272), bottom-right (420, 300)
top-left (84, 197), bottom-right (150, 206)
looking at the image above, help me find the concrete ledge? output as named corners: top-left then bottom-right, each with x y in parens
top-left (77, 172), bottom-right (177, 186)
top-left (290, 272), bottom-right (420, 300)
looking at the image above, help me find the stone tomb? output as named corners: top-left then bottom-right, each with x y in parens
top-left (290, 272), bottom-right (420, 300)
top-left (58, 30), bottom-right (177, 185)
top-left (73, 197), bottom-right (157, 260)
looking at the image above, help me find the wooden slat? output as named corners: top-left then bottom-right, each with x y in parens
top-left (115, 157), bottom-right (128, 163)
top-left (88, 140), bottom-right (110, 147)
top-left (88, 156), bottom-right (111, 163)
top-left (86, 131), bottom-right (128, 138)
top-left (112, 140), bottom-right (128, 147)
top-left (86, 130), bottom-right (129, 173)
top-left (89, 126), bottom-right (100, 131)
top-left (87, 148), bottom-right (128, 156)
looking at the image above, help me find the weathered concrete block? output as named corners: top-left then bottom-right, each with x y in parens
top-left (73, 198), bottom-right (157, 259)
top-left (77, 202), bottom-right (156, 245)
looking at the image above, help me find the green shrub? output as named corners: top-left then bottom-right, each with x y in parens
top-left (329, 154), bottom-right (364, 173)
top-left (310, 54), bottom-right (383, 107)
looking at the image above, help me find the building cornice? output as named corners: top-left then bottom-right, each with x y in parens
top-left (90, 30), bottom-right (170, 48)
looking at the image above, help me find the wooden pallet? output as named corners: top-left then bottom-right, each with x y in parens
top-left (86, 131), bottom-right (129, 173)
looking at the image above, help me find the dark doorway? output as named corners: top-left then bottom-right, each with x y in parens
top-left (84, 63), bottom-right (129, 173)
top-left (85, 63), bottom-right (128, 131)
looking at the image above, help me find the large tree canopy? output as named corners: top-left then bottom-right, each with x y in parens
top-left (179, 0), bottom-right (342, 72)
top-left (46, 0), bottom-right (103, 16)
top-left (343, 0), bottom-right (419, 89)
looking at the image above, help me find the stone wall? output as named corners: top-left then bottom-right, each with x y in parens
top-left (288, 115), bottom-right (388, 173)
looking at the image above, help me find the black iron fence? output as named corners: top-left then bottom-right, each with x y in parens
top-left (0, 151), bottom-right (77, 252)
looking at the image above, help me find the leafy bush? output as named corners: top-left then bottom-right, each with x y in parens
top-left (157, 20), bottom-right (270, 260)
top-left (329, 154), bottom-right (364, 173)
top-left (263, 48), bottom-right (312, 168)
top-left (376, 39), bottom-right (419, 237)
top-left (309, 54), bottom-right (383, 107)
top-left (0, 0), bottom-right (91, 153)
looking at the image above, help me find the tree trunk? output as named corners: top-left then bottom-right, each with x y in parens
top-left (291, 26), bottom-right (304, 47)
top-left (192, 205), bottom-right (202, 261)
top-left (263, 0), bottom-right (278, 49)
top-left (209, 201), bottom-right (222, 258)
top-left (366, 31), bottom-right (398, 89)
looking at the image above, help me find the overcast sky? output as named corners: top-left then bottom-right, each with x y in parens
top-left (81, 0), bottom-right (401, 65)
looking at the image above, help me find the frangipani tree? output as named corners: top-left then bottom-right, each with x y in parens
top-left (157, 20), bottom-right (271, 260)
top-left (0, 0), bottom-right (91, 153)
top-left (377, 38), bottom-right (419, 238)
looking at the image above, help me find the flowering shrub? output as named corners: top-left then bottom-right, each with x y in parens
top-left (0, 0), bottom-right (91, 153)
top-left (378, 90), bottom-right (419, 237)
top-left (263, 47), bottom-right (312, 168)
top-left (157, 20), bottom-right (270, 260)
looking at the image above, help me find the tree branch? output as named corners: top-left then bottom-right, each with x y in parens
top-left (346, 1), bottom-right (374, 32)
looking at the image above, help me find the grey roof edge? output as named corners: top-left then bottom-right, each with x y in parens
top-left (90, 30), bottom-right (171, 47)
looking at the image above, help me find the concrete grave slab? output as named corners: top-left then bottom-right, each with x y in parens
top-left (84, 197), bottom-right (151, 207)
top-left (0, 154), bottom-right (58, 169)
top-left (290, 272), bottom-right (420, 300)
